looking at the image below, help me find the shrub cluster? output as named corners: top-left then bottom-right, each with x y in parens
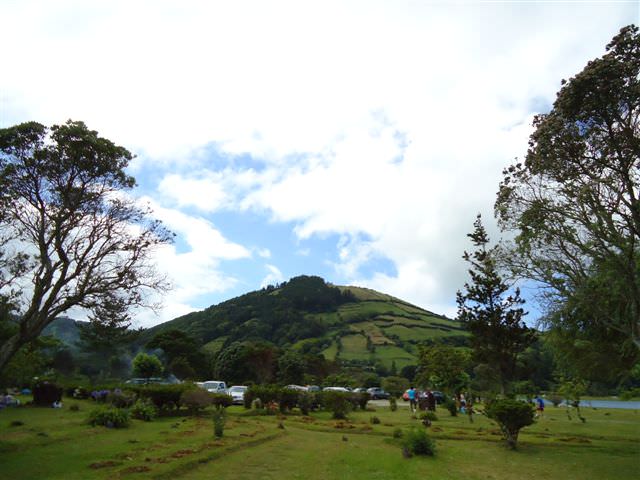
top-left (88, 406), bottom-right (130, 428)
top-left (244, 386), bottom-right (307, 413)
top-left (127, 384), bottom-right (195, 413)
top-left (321, 391), bottom-right (352, 419)
top-left (401, 428), bottom-right (436, 456)
top-left (130, 400), bottom-right (158, 421)
top-left (180, 389), bottom-right (213, 415)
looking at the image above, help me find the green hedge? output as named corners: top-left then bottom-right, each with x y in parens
top-left (127, 384), bottom-right (196, 413)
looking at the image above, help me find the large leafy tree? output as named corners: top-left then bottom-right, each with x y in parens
top-left (416, 344), bottom-right (470, 395)
top-left (0, 120), bottom-right (172, 375)
top-left (494, 25), bottom-right (640, 372)
top-left (456, 215), bottom-right (535, 393)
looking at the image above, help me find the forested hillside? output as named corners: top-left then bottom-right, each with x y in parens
top-left (142, 275), bottom-right (466, 370)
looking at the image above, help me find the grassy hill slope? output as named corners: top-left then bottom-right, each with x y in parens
top-left (143, 276), bottom-right (467, 368)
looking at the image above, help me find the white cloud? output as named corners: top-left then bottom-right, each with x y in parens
top-left (134, 199), bottom-right (251, 326)
top-left (261, 264), bottom-right (284, 288)
top-left (1, 1), bottom-right (635, 321)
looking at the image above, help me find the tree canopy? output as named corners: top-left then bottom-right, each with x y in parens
top-left (494, 25), bottom-right (640, 377)
top-left (0, 120), bottom-right (172, 375)
top-left (456, 215), bottom-right (534, 393)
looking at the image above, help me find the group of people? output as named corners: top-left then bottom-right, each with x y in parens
top-left (406, 387), bottom-right (438, 413)
top-left (0, 392), bottom-right (20, 409)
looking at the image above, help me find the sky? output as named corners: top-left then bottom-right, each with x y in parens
top-left (0, 1), bottom-right (637, 327)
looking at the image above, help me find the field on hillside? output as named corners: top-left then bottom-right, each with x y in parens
top-left (1, 397), bottom-right (638, 479)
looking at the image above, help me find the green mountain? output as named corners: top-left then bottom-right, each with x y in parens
top-left (42, 316), bottom-right (84, 352)
top-left (143, 275), bottom-right (467, 369)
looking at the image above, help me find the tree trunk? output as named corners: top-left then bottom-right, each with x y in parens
top-left (0, 333), bottom-right (26, 376)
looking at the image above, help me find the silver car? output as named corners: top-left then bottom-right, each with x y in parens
top-left (227, 385), bottom-right (248, 405)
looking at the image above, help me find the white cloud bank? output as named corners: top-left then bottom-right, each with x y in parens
top-left (1, 1), bottom-right (636, 324)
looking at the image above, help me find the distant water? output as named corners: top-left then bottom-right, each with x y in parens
top-left (544, 399), bottom-right (640, 410)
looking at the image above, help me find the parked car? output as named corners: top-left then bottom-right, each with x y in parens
top-left (366, 387), bottom-right (390, 400)
top-left (322, 386), bottom-right (351, 392)
top-left (284, 384), bottom-right (307, 391)
top-left (306, 385), bottom-right (321, 393)
top-left (432, 391), bottom-right (445, 404)
top-left (352, 387), bottom-right (366, 393)
top-left (200, 381), bottom-right (227, 393)
top-left (227, 385), bottom-right (248, 405)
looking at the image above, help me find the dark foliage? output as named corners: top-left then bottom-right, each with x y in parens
top-left (32, 381), bottom-right (63, 406)
top-left (457, 215), bottom-right (535, 393)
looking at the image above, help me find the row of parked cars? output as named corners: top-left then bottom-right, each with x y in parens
top-left (196, 381), bottom-right (444, 405)
top-left (196, 381), bottom-right (247, 404)
top-left (195, 382), bottom-right (392, 403)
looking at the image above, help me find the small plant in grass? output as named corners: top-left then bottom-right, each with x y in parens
top-left (393, 428), bottom-right (403, 438)
top-left (389, 397), bottom-right (397, 411)
top-left (88, 406), bottom-right (130, 428)
top-left (10, 420), bottom-right (24, 427)
top-left (298, 392), bottom-right (312, 415)
top-left (212, 408), bottom-right (226, 438)
top-left (485, 399), bottom-right (534, 449)
top-left (559, 379), bottom-right (588, 423)
top-left (130, 399), bottom-right (158, 421)
top-left (421, 411), bottom-right (438, 422)
top-left (401, 427), bottom-right (436, 456)
top-left (370, 415), bottom-right (381, 424)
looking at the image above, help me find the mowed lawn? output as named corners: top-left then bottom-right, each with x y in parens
top-left (0, 398), bottom-right (638, 479)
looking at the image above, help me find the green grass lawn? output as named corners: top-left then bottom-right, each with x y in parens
top-left (0, 398), bottom-right (638, 479)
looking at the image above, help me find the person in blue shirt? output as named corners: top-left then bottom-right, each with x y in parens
top-left (408, 386), bottom-right (417, 412)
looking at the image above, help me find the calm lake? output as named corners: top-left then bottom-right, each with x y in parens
top-left (545, 399), bottom-right (640, 410)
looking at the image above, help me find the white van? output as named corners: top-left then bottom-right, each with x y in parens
top-left (201, 380), bottom-right (227, 393)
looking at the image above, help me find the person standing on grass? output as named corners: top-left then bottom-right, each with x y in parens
top-left (408, 386), bottom-right (417, 412)
top-left (535, 395), bottom-right (545, 418)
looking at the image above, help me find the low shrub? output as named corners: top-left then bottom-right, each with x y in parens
top-left (32, 381), bottom-right (63, 406)
top-left (401, 427), bottom-right (436, 456)
top-left (90, 390), bottom-right (110, 403)
top-left (279, 389), bottom-right (299, 413)
top-left (393, 428), bottom-right (403, 439)
top-left (321, 391), bottom-right (352, 419)
top-left (298, 392), bottom-right (312, 415)
top-left (108, 390), bottom-right (136, 409)
top-left (389, 397), bottom-right (398, 412)
top-left (128, 384), bottom-right (195, 413)
top-left (422, 411), bottom-right (438, 422)
top-left (88, 406), bottom-right (130, 428)
top-left (351, 392), bottom-right (370, 410)
top-left (211, 393), bottom-right (233, 410)
top-left (180, 389), bottom-right (213, 415)
top-left (370, 416), bottom-right (381, 424)
top-left (485, 399), bottom-right (535, 449)
top-left (130, 399), bottom-right (157, 421)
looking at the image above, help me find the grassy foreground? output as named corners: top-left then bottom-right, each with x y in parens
top-left (0, 399), bottom-right (638, 480)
